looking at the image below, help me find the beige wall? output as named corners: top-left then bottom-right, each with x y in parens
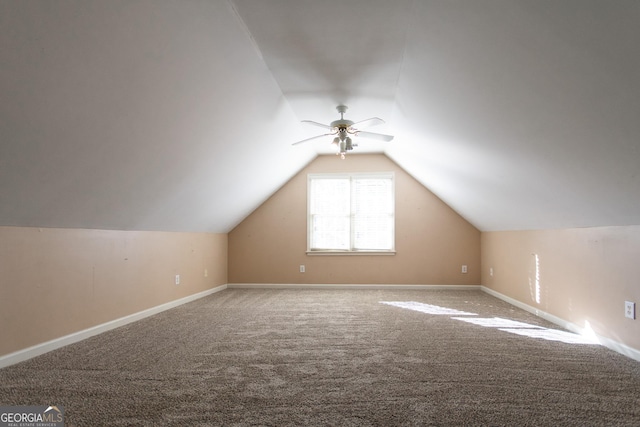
top-left (481, 226), bottom-right (640, 351)
top-left (229, 154), bottom-right (480, 285)
top-left (0, 226), bottom-right (227, 357)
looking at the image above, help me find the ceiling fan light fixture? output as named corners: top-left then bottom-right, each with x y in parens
top-left (337, 140), bottom-right (348, 158)
top-left (345, 137), bottom-right (353, 151)
top-left (293, 105), bottom-right (394, 159)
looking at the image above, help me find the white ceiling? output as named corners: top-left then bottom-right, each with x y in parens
top-left (1, 0), bottom-right (639, 232)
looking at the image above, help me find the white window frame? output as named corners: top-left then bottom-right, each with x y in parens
top-left (306, 172), bottom-right (395, 255)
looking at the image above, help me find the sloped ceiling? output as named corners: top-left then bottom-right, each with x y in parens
top-left (1, 0), bottom-right (639, 233)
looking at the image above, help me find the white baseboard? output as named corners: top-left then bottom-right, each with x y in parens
top-left (228, 283), bottom-right (481, 290)
top-left (8, 283), bottom-right (635, 368)
top-left (0, 284), bottom-right (228, 369)
top-left (481, 286), bottom-right (640, 363)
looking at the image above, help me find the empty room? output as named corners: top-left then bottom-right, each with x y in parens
top-left (1, 1), bottom-right (639, 426)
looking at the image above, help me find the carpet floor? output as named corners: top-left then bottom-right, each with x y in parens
top-left (1, 288), bottom-right (639, 426)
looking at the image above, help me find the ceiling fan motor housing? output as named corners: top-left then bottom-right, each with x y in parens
top-left (331, 121), bottom-right (354, 131)
top-left (331, 105), bottom-right (355, 134)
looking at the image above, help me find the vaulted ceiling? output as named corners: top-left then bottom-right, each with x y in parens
top-left (1, 0), bottom-right (639, 232)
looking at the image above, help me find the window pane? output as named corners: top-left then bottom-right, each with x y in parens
top-left (353, 214), bottom-right (393, 250)
top-left (353, 178), bottom-right (392, 214)
top-left (311, 215), bottom-right (350, 250)
top-left (310, 179), bottom-right (349, 214)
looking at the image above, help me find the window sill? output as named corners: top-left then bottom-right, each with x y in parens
top-left (306, 250), bottom-right (396, 256)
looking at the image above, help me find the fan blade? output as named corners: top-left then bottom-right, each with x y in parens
top-left (351, 117), bottom-right (384, 129)
top-left (292, 133), bottom-right (333, 146)
top-left (355, 131), bottom-right (394, 142)
top-left (301, 120), bottom-right (333, 130)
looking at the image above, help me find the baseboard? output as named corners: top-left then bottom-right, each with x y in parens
top-left (228, 283), bottom-right (481, 290)
top-left (481, 286), bottom-right (640, 363)
top-left (10, 284), bottom-right (634, 368)
top-left (0, 284), bottom-right (228, 369)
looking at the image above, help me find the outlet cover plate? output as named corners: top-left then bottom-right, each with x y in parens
top-left (625, 301), bottom-right (636, 319)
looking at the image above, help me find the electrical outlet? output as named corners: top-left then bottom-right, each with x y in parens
top-left (175, 274), bottom-right (180, 285)
top-left (461, 265), bottom-right (468, 274)
top-left (489, 267), bottom-right (494, 277)
top-left (299, 265), bottom-right (305, 273)
top-left (204, 269), bottom-right (208, 277)
top-left (625, 301), bottom-right (636, 319)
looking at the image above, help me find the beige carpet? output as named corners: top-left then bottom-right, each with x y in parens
top-left (1, 288), bottom-right (639, 426)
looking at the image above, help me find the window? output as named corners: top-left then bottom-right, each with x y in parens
top-left (307, 172), bottom-right (395, 254)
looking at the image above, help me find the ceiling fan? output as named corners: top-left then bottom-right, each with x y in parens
top-left (292, 105), bottom-right (394, 159)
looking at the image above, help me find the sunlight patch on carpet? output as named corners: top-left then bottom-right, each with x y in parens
top-left (499, 327), bottom-right (598, 344)
top-left (452, 317), bottom-right (545, 329)
top-left (380, 301), bottom-right (477, 316)
top-left (379, 301), bottom-right (598, 345)
top-left (452, 316), bottom-right (599, 345)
